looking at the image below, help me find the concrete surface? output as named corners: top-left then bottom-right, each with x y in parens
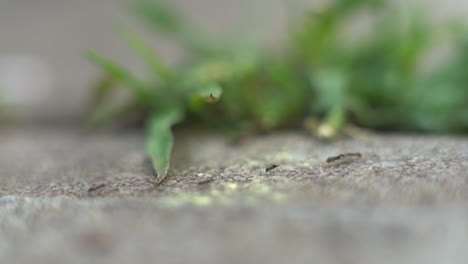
top-left (0, 127), bottom-right (468, 263)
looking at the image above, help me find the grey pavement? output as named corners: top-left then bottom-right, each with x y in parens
top-left (1, 127), bottom-right (468, 263)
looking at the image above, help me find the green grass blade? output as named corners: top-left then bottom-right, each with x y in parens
top-left (86, 74), bottom-right (119, 121)
top-left (146, 108), bottom-right (183, 184)
top-left (310, 68), bottom-right (347, 112)
top-left (193, 83), bottom-right (223, 103)
top-left (86, 51), bottom-right (152, 99)
top-left (89, 74), bottom-right (118, 104)
top-left (119, 26), bottom-right (173, 82)
top-left (131, 0), bottom-right (181, 33)
top-left (131, 0), bottom-right (214, 55)
top-left (317, 104), bottom-right (346, 138)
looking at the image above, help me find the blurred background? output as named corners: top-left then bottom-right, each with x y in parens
top-left (0, 0), bottom-right (467, 124)
top-left (0, 0), bottom-right (288, 123)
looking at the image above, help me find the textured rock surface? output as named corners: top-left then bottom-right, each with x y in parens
top-left (0, 127), bottom-right (468, 263)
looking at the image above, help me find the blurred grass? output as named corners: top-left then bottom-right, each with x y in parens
top-left (87, 0), bottom-right (468, 182)
top-left (0, 95), bottom-right (9, 124)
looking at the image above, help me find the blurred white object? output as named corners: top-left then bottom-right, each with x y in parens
top-left (0, 54), bottom-right (55, 116)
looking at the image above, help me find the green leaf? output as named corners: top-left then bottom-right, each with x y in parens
top-left (311, 68), bottom-right (348, 112)
top-left (193, 83), bottom-right (223, 103)
top-left (131, 0), bottom-right (214, 55)
top-left (86, 74), bottom-right (119, 124)
top-left (88, 74), bottom-right (118, 106)
top-left (317, 104), bottom-right (346, 139)
top-left (131, 0), bottom-right (182, 33)
top-left (146, 108), bottom-right (184, 184)
top-left (86, 51), bottom-right (153, 100)
top-left (119, 25), bottom-right (173, 81)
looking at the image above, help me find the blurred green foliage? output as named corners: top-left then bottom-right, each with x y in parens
top-left (0, 96), bottom-right (8, 124)
top-left (88, 0), bottom-right (468, 182)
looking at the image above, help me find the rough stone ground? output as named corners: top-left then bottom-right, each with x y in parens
top-left (1, 126), bottom-right (468, 264)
